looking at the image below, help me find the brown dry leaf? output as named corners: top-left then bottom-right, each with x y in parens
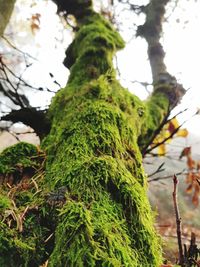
top-left (187, 156), bottom-right (196, 169)
top-left (186, 184), bottom-right (193, 194)
top-left (31, 23), bottom-right (40, 33)
top-left (30, 13), bottom-right (41, 33)
top-left (192, 192), bottom-right (199, 206)
top-left (196, 260), bottom-right (200, 267)
top-left (179, 146), bottom-right (191, 159)
top-left (186, 172), bottom-right (193, 183)
top-left (31, 13), bottom-right (41, 23)
top-left (195, 182), bottom-right (200, 193)
top-left (197, 161), bottom-right (200, 170)
top-left (185, 173), bottom-right (200, 206)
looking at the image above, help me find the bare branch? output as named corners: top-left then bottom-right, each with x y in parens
top-left (148, 170), bottom-right (185, 182)
top-left (173, 174), bottom-right (184, 266)
top-left (148, 162), bottom-right (165, 178)
top-left (1, 36), bottom-right (37, 61)
top-left (1, 108), bottom-right (51, 139)
top-left (145, 123), bottom-right (182, 154)
top-left (0, 57), bottom-right (30, 108)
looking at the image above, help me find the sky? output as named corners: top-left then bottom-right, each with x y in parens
top-left (2, 0), bottom-right (200, 136)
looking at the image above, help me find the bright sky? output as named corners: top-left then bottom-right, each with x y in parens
top-left (3, 0), bottom-right (200, 135)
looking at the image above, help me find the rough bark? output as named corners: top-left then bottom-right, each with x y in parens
top-left (0, 0), bottom-right (186, 266)
top-left (137, 0), bottom-right (169, 83)
top-left (0, 0), bottom-right (16, 36)
top-left (137, 0), bottom-right (185, 154)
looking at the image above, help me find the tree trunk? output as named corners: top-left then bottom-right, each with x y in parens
top-left (0, 0), bottom-right (16, 36)
top-left (0, 1), bottom-right (180, 266)
top-left (41, 1), bottom-right (163, 266)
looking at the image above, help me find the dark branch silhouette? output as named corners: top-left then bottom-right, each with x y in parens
top-left (1, 108), bottom-right (51, 139)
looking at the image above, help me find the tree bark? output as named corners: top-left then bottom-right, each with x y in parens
top-left (137, 0), bottom-right (185, 154)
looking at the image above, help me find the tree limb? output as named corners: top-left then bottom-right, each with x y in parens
top-left (1, 108), bottom-right (51, 139)
top-left (137, 0), bottom-right (185, 154)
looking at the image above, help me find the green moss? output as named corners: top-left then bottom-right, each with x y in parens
top-left (0, 2), bottom-right (165, 266)
top-left (64, 12), bottom-right (124, 86)
top-left (49, 197), bottom-right (138, 267)
top-left (0, 215), bottom-right (52, 267)
top-left (0, 142), bottom-right (39, 174)
top-left (0, 142), bottom-right (52, 266)
top-left (0, 183), bottom-right (55, 266)
top-left (138, 90), bottom-right (170, 150)
top-left (0, 194), bottom-right (12, 213)
top-left (42, 6), bottom-right (162, 266)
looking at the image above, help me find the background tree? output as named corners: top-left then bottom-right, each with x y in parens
top-left (0, 0), bottom-right (197, 266)
top-left (0, 0), bottom-right (16, 36)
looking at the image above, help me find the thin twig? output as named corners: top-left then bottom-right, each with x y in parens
top-left (1, 36), bottom-right (37, 61)
top-left (148, 170), bottom-right (185, 182)
top-left (148, 162), bottom-right (165, 177)
top-left (145, 124), bottom-right (182, 154)
top-left (173, 175), bottom-right (184, 266)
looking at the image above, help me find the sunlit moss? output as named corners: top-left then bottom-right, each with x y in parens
top-left (0, 142), bottom-right (39, 174)
top-left (0, 1), bottom-right (170, 266)
top-left (43, 6), bottom-right (162, 266)
top-left (138, 90), bottom-right (170, 150)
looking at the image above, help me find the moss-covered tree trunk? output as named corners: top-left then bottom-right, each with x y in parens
top-left (0, 1), bottom-right (184, 266)
top-left (42, 1), bottom-right (164, 266)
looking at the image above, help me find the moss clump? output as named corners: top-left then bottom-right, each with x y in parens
top-left (49, 197), bottom-right (138, 267)
top-left (64, 11), bottom-right (124, 87)
top-left (0, 142), bottom-right (52, 266)
top-left (0, 213), bottom-right (53, 267)
top-left (0, 142), bottom-right (39, 175)
top-left (0, 181), bottom-right (55, 267)
top-left (0, 195), bottom-right (12, 214)
top-left (138, 90), bottom-right (170, 151)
